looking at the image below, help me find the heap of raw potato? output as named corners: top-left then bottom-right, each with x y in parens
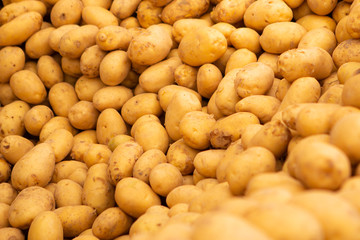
top-left (1, 0), bottom-right (360, 239)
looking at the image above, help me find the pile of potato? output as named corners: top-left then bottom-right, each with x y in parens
top-left (1, 0), bottom-right (360, 239)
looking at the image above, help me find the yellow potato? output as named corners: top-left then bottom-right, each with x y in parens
top-left (120, 16), bottom-right (141, 29)
top-left (25, 27), bottom-right (55, 59)
top-left (37, 55), bottom-right (63, 88)
top-left (0, 228), bottom-right (25, 240)
top-left (211, 22), bottom-right (236, 46)
top-left (92, 207), bottom-right (133, 240)
top-left (149, 163), bottom-right (183, 196)
top-left (210, 0), bottom-right (254, 24)
top-left (0, 183), bottom-right (17, 205)
top-left (333, 39), bottom-right (360, 68)
top-left (48, 24), bottom-right (80, 52)
top-left (225, 48), bottom-right (257, 74)
top-left (93, 86), bottom-right (132, 112)
top-left (28, 211), bottom-right (63, 240)
top-left (0, 202), bottom-right (10, 228)
top-left (129, 212), bottom-right (169, 236)
top-left (9, 186), bottom-right (55, 229)
top-left (258, 53), bottom-right (281, 79)
top-left (213, 47), bottom-right (236, 74)
top-left (216, 139), bottom-right (243, 182)
top-left (260, 22), bottom-right (307, 54)
top-left (74, 76), bottom-right (104, 102)
top-left (108, 141), bottom-right (143, 185)
top-left (230, 27), bottom-right (261, 54)
top-left (178, 27), bottom-right (227, 67)
top-left (9, 70), bottom-right (47, 104)
top-left (61, 57), bottom-right (81, 77)
top-left (0, 84), bottom-right (18, 106)
top-left (99, 50), bottom-right (131, 86)
top-left (166, 185), bottom-right (203, 208)
top-left (158, 85), bottom-right (201, 111)
top-left (167, 139), bottom-right (199, 175)
top-left (0, 100), bottom-right (30, 141)
top-left (44, 129), bottom-right (74, 163)
top-left (0, 11), bottom-right (43, 46)
top-left (133, 149), bottom-right (167, 184)
top-left (68, 100), bottom-right (99, 130)
top-left (83, 143), bottom-right (111, 168)
top-left (172, 18), bottom-right (212, 43)
top-left (193, 149), bottom-right (225, 178)
top-left (139, 57), bottom-right (182, 93)
top-left (96, 108), bottom-right (127, 145)
top-left (241, 124), bottom-right (263, 149)
top-left (39, 116), bottom-right (77, 142)
top-left (52, 160), bottom-right (88, 186)
top-left (79, 45), bottom-right (106, 78)
top-left (130, 114), bottom-right (161, 137)
top-left (342, 74), bottom-right (360, 108)
top-left (307, 0), bottom-right (337, 15)
top-left (128, 25), bottom-right (172, 65)
top-left (54, 179), bottom-right (82, 207)
top-left (82, 6), bottom-right (118, 28)
top-left (50, 0), bottom-right (83, 27)
top-left (337, 62), bottom-right (360, 84)
top-left (298, 26), bottom-right (337, 54)
top-left (110, 0), bottom-right (141, 19)
top-left (174, 63), bottom-right (198, 90)
top-left (0, 135), bottom-right (34, 165)
top-left (244, 0), bottom-right (293, 31)
top-left (137, 1), bottom-right (162, 28)
top-left (96, 26), bottom-right (132, 51)
top-left (0, 46), bottom-right (25, 84)
top-left (81, 0), bottom-right (112, 8)
top-left (196, 63), bottom-right (222, 99)
top-left (0, 1), bottom-right (47, 24)
top-left (168, 203), bottom-right (189, 217)
top-left (48, 82), bottom-right (78, 117)
top-left (335, 16), bottom-right (353, 43)
top-left (0, 158), bottom-right (11, 183)
top-left (283, 0), bottom-right (304, 8)
top-left (296, 14), bottom-right (336, 32)
top-left (115, 177), bottom-right (161, 218)
top-left (346, 4), bottom-right (360, 38)
top-left (54, 205), bottom-right (97, 238)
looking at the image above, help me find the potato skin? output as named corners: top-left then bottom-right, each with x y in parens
top-left (96, 26), bottom-right (132, 51)
top-left (149, 163), bottom-right (183, 197)
top-left (332, 39), bottom-right (360, 68)
top-left (0, 227), bottom-right (25, 240)
top-left (28, 211), bottom-right (63, 240)
top-left (0, 47), bottom-right (25, 84)
top-left (210, 0), bottom-right (254, 24)
top-left (197, 64), bottom-right (223, 99)
top-left (48, 82), bottom-right (79, 117)
top-left (133, 149), bottom-right (167, 184)
top-left (50, 0), bottom-right (83, 27)
top-left (0, 1), bottom-right (47, 24)
top-left (0, 135), bottom-right (34, 165)
top-left (96, 108), bottom-right (127, 145)
top-left (99, 50), bottom-right (131, 86)
top-left (110, 0), bottom-right (142, 19)
top-left (82, 6), bottom-right (118, 28)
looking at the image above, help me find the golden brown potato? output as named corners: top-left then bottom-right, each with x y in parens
top-left (293, 1), bottom-right (314, 20)
top-left (307, 0), bottom-right (337, 15)
top-left (74, 76), bottom-right (104, 102)
top-left (61, 57), bottom-right (81, 78)
top-left (39, 116), bottom-right (77, 142)
top-left (342, 74), bottom-right (360, 108)
top-left (210, 0), bottom-right (254, 24)
top-left (194, 149), bottom-right (225, 178)
top-left (0, 227), bottom-right (25, 240)
top-left (225, 48), bottom-right (257, 74)
top-left (166, 185), bottom-right (203, 208)
top-left (79, 45), bottom-right (106, 78)
top-left (0, 46), bottom-right (25, 84)
top-left (258, 53), bottom-right (281, 79)
top-left (0, 84), bottom-right (18, 105)
top-left (133, 149), bottom-right (167, 184)
top-left (213, 47), bottom-right (236, 74)
top-left (43, 128), bottom-right (73, 163)
top-left (335, 17), bottom-right (351, 43)
top-left (333, 1), bottom-right (351, 23)
top-left (337, 62), bottom-right (360, 84)
top-left (0, 202), bottom-right (10, 228)
top-left (333, 39), bottom-right (360, 68)
top-left (25, 27), bottom-right (55, 59)
top-left (296, 14), bottom-right (336, 32)
top-left (96, 26), bottom-right (132, 51)
top-left (0, 158), bottom-right (11, 183)
top-left (0, 183), bottom-right (17, 205)
top-left (37, 55), bottom-right (63, 88)
top-left (0, 1), bottom-right (47, 24)
top-left (196, 63), bottom-right (222, 99)
top-left (172, 18), bottom-right (212, 43)
top-left (149, 163), bottom-right (183, 196)
top-left (99, 50), bottom-right (131, 85)
top-left (48, 82), bottom-right (78, 117)
top-left (174, 64), bottom-right (198, 90)
top-left (96, 108), bottom-right (127, 145)
top-left (50, 0), bottom-right (83, 27)
top-left (28, 211), bottom-right (63, 240)
top-left (158, 85), bottom-right (202, 111)
top-left (68, 101), bottom-right (99, 130)
top-left (48, 24), bottom-right (80, 52)
top-left (110, 0), bottom-right (141, 19)
top-left (167, 139), bottom-right (199, 175)
top-left (82, 6), bottom-right (118, 28)
top-left (92, 86), bottom-right (133, 112)
top-left (298, 27), bottom-right (337, 54)
top-left (136, 1), bottom-right (162, 28)
top-left (24, 105), bottom-right (54, 137)
top-left (52, 160), bottom-right (88, 186)
top-left (54, 179), bottom-right (82, 207)
top-left (230, 27), bottom-right (261, 54)
top-left (0, 135), bottom-right (34, 165)
top-left (129, 212), bottom-right (169, 236)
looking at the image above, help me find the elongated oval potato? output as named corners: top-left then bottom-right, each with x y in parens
top-left (49, 82), bottom-right (78, 117)
top-left (50, 0), bottom-right (83, 27)
top-left (92, 207), bottom-right (133, 240)
top-left (80, 45), bottom-right (106, 78)
top-left (59, 25), bottom-right (98, 59)
top-left (137, 1), bottom-right (162, 28)
top-left (134, 120), bottom-right (169, 153)
top-left (108, 141), bottom-right (143, 185)
top-left (37, 55), bottom-right (63, 88)
top-left (0, 101), bottom-right (30, 141)
top-left (115, 177), bottom-right (161, 218)
top-left (44, 129), bottom-right (73, 163)
top-left (96, 26), bottom-right (132, 51)
top-left (139, 57), bottom-right (182, 93)
top-left (0, 1), bottom-right (47, 24)
top-left (96, 108), bottom-right (127, 145)
top-left (0, 228), bottom-right (25, 240)
top-left (225, 48), bottom-right (257, 74)
top-left (8, 186), bottom-right (55, 230)
top-left (25, 27), bottom-right (55, 59)
top-left (54, 205), bottom-right (97, 238)
top-left (39, 116), bottom-right (78, 142)
top-left (332, 39), bottom-right (360, 68)
top-left (48, 24), bottom-right (80, 52)
top-left (11, 143), bottom-right (55, 190)
top-left (298, 27), bottom-right (337, 54)
top-left (128, 25), bottom-right (172, 65)
top-left (0, 47), bottom-right (25, 84)
top-left (0, 135), bottom-right (34, 165)
top-left (83, 163), bottom-right (115, 214)
top-left (9, 70), bottom-right (47, 105)
top-left (0, 202), bottom-right (10, 228)
top-left (82, 6), bottom-right (118, 28)
top-left (99, 50), bottom-right (131, 86)
top-left (81, 0), bottom-right (112, 8)
top-left (93, 86), bottom-right (133, 112)
top-left (28, 211), bottom-right (63, 240)
top-left (178, 27), bottom-right (227, 67)
top-left (335, 16), bottom-right (353, 43)
top-left (210, 0), bottom-right (254, 24)
top-left (133, 149), bottom-right (167, 184)
top-left (75, 76), bottom-right (104, 102)
top-left (54, 179), bottom-right (82, 207)
top-left (296, 14), bottom-right (336, 32)
top-left (197, 63), bottom-right (222, 99)
top-left (0, 11), bottom-right (43, 46)
top-left (0, 158), bottom-right (11, 183)
top-left (172, 19), bottom-right (212, 43)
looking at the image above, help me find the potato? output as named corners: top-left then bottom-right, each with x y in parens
top-left (166, 185), bottom-right (203, 208)
top-left (0, 83), bottom-right (18, 105)
top-left (168, 203), bottom-right (189, 216)
top-left (211, 23), bottom-right (236, 46)
top-left (0, 11), bottom-right (42, 46)
top-left (0, 202), bottom-right (10, 228)
top-left (172, 18), bottom-right (212, 43)
top-left (136, 1), bottom-right (162, 28)
top-left (174, 64), bottom-right (198, 90)
top-left (213, 47), bottom-right (236, 74)
top-left (129, 212), bottom-right (169, 236)
top-left (158, 85), bottom-right (201, 111)
top-left (130, 114), bottom-right (161, 137)
top-left (342, 74), bottom-right (360, 108)
top-left (75, 76), bottom-right (104, 102)
top-left (139, 57), bottom-right (182, 93)
top-left (109, 0), bottom-right (141, 19)
top-left (216, 139), bottom-right (243, 182)
top-left (68, 101), bottom-right (99, 130)
top-left (0, 47), bottom-right (25, 84)
top-left (59, 24), bottom-right (98, 59)
top-left (196, 63), bottom-right (222, 99)
top-left (0, 183), bottom-right (18, 205)
top-left (210, 112), bottom-right (260, 149)
top-left (149, 163), bottom-right (183, 197)
top-left (321, 72), bottom-right (339, 94)
top-left (178, 27), bottom-right (227, 67)
top-left (335, 16), bottom-right (353, 43)
top-left (260, 22), bottom-right (306, 54)
top-left (92, 207), bottom-right (133, 240)
top-left (337, 62), bottom-right (360, 84)
top-left (245, 172), bottom-right (304, 196)
top-left (28, 211), bottom-right (63, 240)
top-left (296, 14), bottom-right (336, 32)
top-left (244, 0), bottom-right (293, 32)
top-left (54, 179), bottom-right (82, 207)
top-left (83, 144), bottom-right (111, 167)
top-left (192, 170), bottom-right (207, 185)
top-left (61, 57), bottom-right (81, 77)
top-left (161, 0), bottom-right (209, 25)
top-left (99, 50), bottom-right (131, 86)
top-left (210, 0), bottom-right (254, 24)
top-left (83, 163), bottom-right (115, 214)
top-left (333, 39), bottom-right (360, 68)
top-left (48, 24), bottom-right (80, 52)
top-left (278, 77), bottom-right (321, 111)
top-left (96, 26), bottom-right (132, 51)
top-left (193, 150), bottom-right (224, 178)
top-left (225, 48), bottom-right (257, 74)
top-left (0, 157), bottom-right (11, 182)
top-left (167, 139), bottom-right (199, 175)
top-left (25, 27), bottom-right (55, 59)
top-left (48, 82), bottom-right (78, 117)
top-left (115, 177), bottom-right (161, 218)
top-left (9, 70), bottom-right (47, 104)
top-left (0, 228), bottom-right (25, 240)
top-left (79, 45), bottom-right (106, 78)
top-left (0, 100), bottom-right (30, 141)
top-left (0, 1), bottom-right (47, 24)
top-left (241, 124), bottom-right (263, 149)
top-left (0, 135), bottom-right (34, 165)
top-left (52, 160), bottom-right (88, 186)
top-left (235, 96), bottom-right (280, 123)
top-left (37, 55), bottom-right (63, 88)
top-left (44, 129), bottom-right (74, 162)
top-left (96, 108), bottom-right (127, 145)
top-left (81, 0), bottom-right (112, 8)
top-left (82, 6), bottom-right (118, 28)
top-left (39, 116), bottom-right (77, 142)
top-left (346, 4), bottom-right (360, 38)
top-left (290, 190), bottom-right (360, 240)
top-left (278, 47), bottom-right (333, 82)
top-left (133, 149), bottom-right (167, 184)
top-left (108, 141), bottom-right (143, 185)
top-left (293, 1), bottom-right (313, 20)
top-left (73, 235), bottom-right (99, 240)
top-left (133, 120), bottom-right (169, 153)
top-left (128, 25), bottom-right (172, 65)
top-left (245, 203), bottom-right (323, 240)
top-left (230, 28), bottom-right (261, 54)
top-left (307, 0), bottom-right (337, 15)
top-left (287, 140), bottom-right (351, 190)
top-left (120, 17), bottom-right (141, 29)
top-left (9, 186), bottom-right (55, 229)
top-left (54, 205), bottom-right (97, 238)
top-left (298, 27), bottom-right (337, 54)
top-left (50, 0), bottom-right (83, 27)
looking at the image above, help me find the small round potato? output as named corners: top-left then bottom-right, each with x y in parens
top-left (39, 116), bottom-right (78, 143)
top-left (194, 149), bottom-right (225, 178)
top-left (50, 0), bottom-right (83, 27)
top-left (48, 82), bottom-right (79, 117)
top-left (54, 179), bottom-right (82, 207)
top-left (137, 1), bottom-right (162, 28)
top-left (110, 0), bottom-right (141, 19)
top-left (225, 48), bottom-right (257, 74)
top-left (332, 39), bottom-right (360, 68)
top-left (48, 24), bottom-right (80, 52)
top-left (167, 139), bottom-right (199, 175)
top-left (210, 0), bottom-right (253, 24)
top-left (149, 163), bottom-right (183, 196)
top-left (68, 101), bottom-right (99, 130)
top-left (80, 45), bottom-right (106, 78)
top-left (197, 63), bottom-right (222, 99)
top-left (92, 86), bottom-right (133, 112)
top-left (52, 160), bottom-right (88, 187)
top-left (174, 64), bottom-right (198, 90)
top-left (74, 76), bottom-right (105, 102)
top-left (0, 135), bottom-right (34, 165)
top-left (25, 27), bottom-right (55, 59)
top-left (230, 28), bottom-right (261, 54)
top-left (0, 227), bottom-right (25, 240)
top-left (133, 120), bottom-right (169, 153)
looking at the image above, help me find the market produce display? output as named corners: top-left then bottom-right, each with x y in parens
top-left (1, 0), bottom-right (360, 239)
